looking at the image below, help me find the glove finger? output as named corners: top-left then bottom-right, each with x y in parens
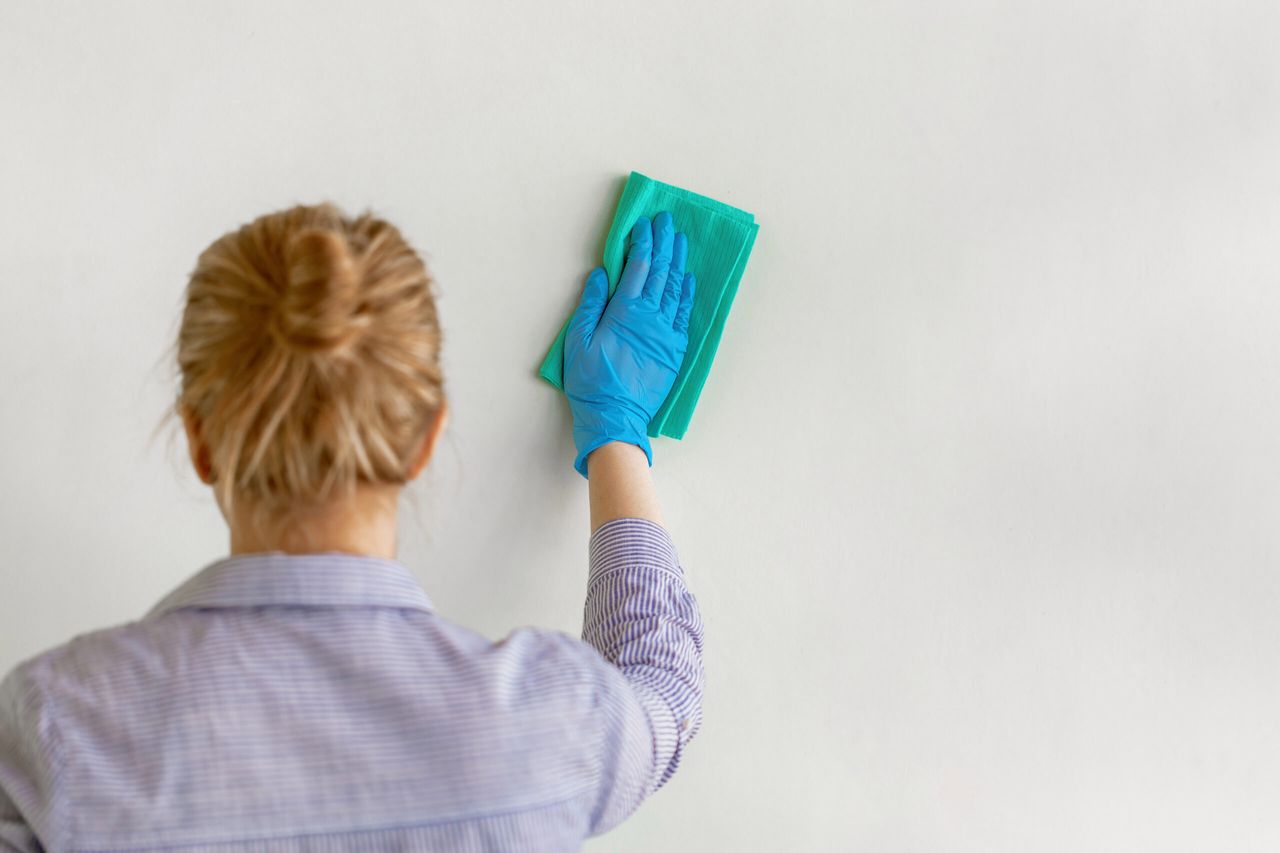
top-left (616, 217), bottom-right (652, 300)
top-left (566, 266), bottom-right (609, 350)
top-left (674, 272), bottom-right (696, 335)
top-left (660, 232), bottom-right (688, 319)
top-left (643, 211), bottom-right (675, 303)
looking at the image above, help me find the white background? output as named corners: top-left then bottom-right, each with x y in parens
top-left (2, 2), bottom-right (1279, 850)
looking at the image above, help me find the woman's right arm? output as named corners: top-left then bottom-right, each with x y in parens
top-left (561, 212), bottom-right (705, 834)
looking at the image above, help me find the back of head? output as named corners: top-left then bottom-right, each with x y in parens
top-left (169, 201), bottom-right (445, 530)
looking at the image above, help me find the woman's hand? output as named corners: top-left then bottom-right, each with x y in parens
top-left (564, 211), bottom-right (696, 478)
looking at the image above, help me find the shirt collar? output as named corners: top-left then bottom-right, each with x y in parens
top-left (145, 550), bottom-right (435, 619)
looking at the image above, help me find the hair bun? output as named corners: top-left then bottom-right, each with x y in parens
top-left (272, 228), bottom-right (366, 354)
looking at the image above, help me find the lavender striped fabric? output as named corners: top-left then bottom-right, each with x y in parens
top-left (0, 518), bottom-right (704, 852)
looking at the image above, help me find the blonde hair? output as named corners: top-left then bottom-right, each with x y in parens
top-left (154, 201), bottom-right (445, 534)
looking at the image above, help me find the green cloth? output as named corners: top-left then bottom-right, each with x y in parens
top-left (538, 171), bottom-right (759, 439)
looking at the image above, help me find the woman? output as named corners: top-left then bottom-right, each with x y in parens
top-left (0, 202), bottom-right (704, 851)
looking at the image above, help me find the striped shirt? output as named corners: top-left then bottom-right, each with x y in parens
top-left (0, 517), bottom-right (704, 852)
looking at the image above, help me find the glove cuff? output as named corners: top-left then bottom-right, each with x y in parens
top-left (571, 409), bottom-right (654, 478)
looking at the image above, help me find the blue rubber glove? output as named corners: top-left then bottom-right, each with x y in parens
top-left (564, 211), bottom-right (696, 478)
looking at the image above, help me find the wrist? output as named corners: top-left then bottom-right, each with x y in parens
top-left (589, 441), bottom-right (651, 467)
top-left (574, 433), bottom-right (652, 479)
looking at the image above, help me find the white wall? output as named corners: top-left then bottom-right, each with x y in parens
top-left (3, 2), bottom-right (1279, 849)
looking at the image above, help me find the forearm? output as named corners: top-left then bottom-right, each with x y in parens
top-left (583, 444), bottom-right (703, 796)
top-left (587, 441), bottom-right (664, 532)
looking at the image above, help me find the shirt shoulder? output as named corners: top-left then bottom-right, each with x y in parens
top-left (2, 617), bottom-right (173, 708)
top-left (482, 624), bottom-right (614, 713)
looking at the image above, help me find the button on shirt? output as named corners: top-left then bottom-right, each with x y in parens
top-left (0, 518), bottom-right (704, 852)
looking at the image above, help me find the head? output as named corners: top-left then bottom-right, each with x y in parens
top-left (155, 201), bottom-right (448, 557)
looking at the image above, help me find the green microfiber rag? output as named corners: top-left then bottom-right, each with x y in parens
top-left (538, 171), bottom-right (759, 439)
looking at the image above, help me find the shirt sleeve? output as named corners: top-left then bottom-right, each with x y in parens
top-left (580, 517), bottom-right (705, 837)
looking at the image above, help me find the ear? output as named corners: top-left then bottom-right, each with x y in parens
top-left (407, 399), bottom-right (449, 481)
top-left (180, 403), bottom-right (216, 485)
